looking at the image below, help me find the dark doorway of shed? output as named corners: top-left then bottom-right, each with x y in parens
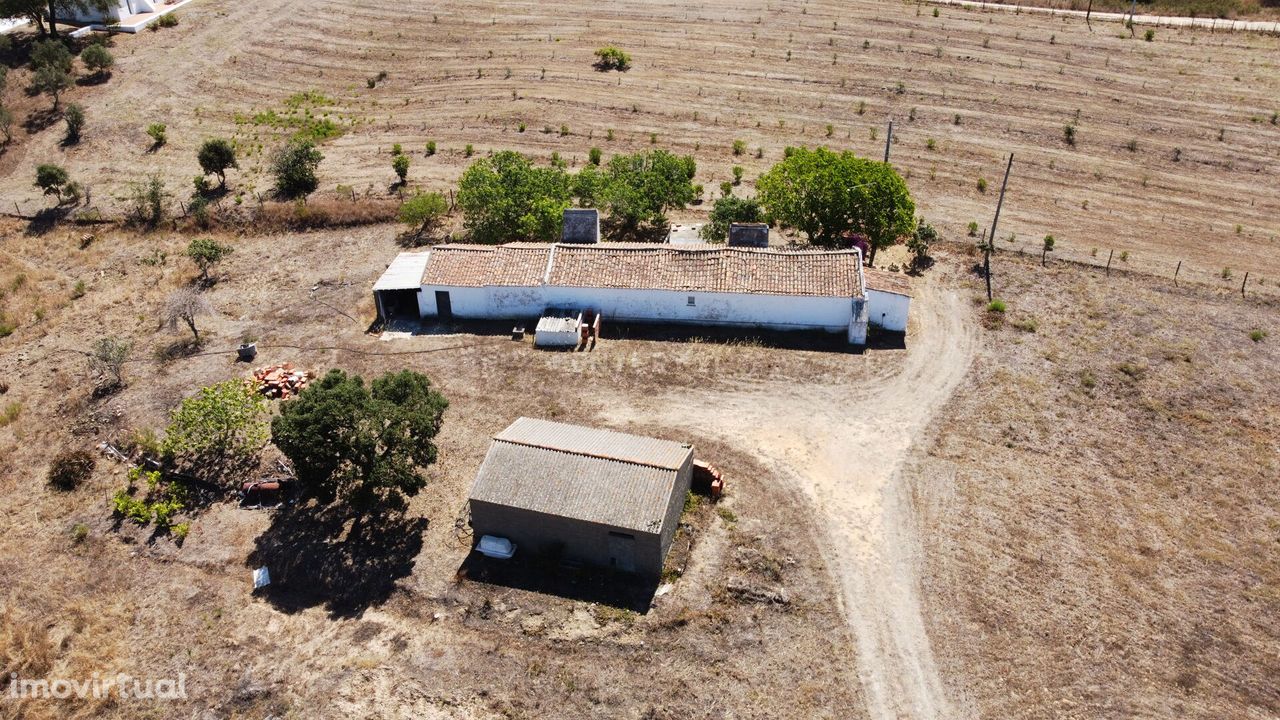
top-left (456, 553), bottom-right (658, 612)
top-left (435, 291), bottom-right (452, 320)
top-left (378, 289), bottom-right (420, 322)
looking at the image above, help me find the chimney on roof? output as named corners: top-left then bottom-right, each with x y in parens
top-left (561, 208), bottom-right (600, 244)
top-left (728, 223), bottom-right (769, 248)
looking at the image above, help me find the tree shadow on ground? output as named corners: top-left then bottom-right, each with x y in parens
top-left (246, 500), bottom-right (427, 619)
top-left (22, 106), bottom-right (61, 134)
top-left (25, 206), bottom-right (72, 235)
top-left (456, 553), bottom-right (658, 613)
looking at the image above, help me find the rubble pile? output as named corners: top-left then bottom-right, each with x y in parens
top-left (251, 363), bottom-right (313, 399)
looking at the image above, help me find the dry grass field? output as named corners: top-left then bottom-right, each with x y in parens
top-left (914, 247), bottom-right (1280, 718)
top-left (1, 0), bottom-right (1278, 287)
top-left (3, 0), bottom-right (1280, 718)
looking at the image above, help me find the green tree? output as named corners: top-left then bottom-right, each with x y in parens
top-left (756, 146), bottom-right (915, 263)
top-left (398, 191), bottom-right (448, 239)
top-left (598, 149), bottom-right (697, 231)
top-left (197, 138), bottom-right (238, 189)
top-left (163, 380), bottom-right (269, 480)
top-left (62, 102), bottom-right (84, 143)
top-left (271, 369), bottom-right (448, 506)
top-left (457, 150), bottom-right (572, 243)
top-left (80, 43), bottom-right (113, 77)
top-left (126, 174), bottom-right (168, 227)
top-left (32, 64), bottom-right (71, 109)
top-left (271, 138), bottom-right (323, 197)
top-left (593, 46), bottom-right (631, 71)
top-left (31, 38), bottom-right (73, 72)
top-left (146, 122), bottom-right (167, 147)
top-left (700, 195), bottom-right (762, 242)
top-left (392, 152), bottom-right (410, 185)
top-left (572, 163), bottom-right (607, 207)
top-left (3, 0), bottom-right (113, 37)
top-left (34, 163), bottom-right (70, 201)
top-left (1042, 234), bottom-right (1055, 266)
top-left (186, 237), bottom-right (232, 282)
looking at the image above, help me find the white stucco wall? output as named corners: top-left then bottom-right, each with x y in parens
top-left (866, 290), bottom-right (910, 333)
top-left (422, 283), bottom-right (857, 336)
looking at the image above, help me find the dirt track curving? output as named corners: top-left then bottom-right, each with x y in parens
top-left (602, 276), bottom-right (978, 720)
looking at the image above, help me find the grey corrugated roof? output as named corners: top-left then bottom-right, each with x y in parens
top-left (494, 417), bottom-right (691, 470)
top-left (469, 418), bottom-right (693, 533)
top-left (373, 253), bottom-right (430, 291)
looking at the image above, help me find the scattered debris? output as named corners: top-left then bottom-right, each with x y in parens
top-left (725, 580), bottom-right (789, 605)
top-left (96, 441), bottom-right (130, 464)
top-left (253, 566), bottom-right (271, 590)
top-left (693, 459), bottom-right (725, 499)
top-left (251, 363), bottom-right (313, 398)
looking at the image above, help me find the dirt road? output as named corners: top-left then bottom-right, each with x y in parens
top-left (602, 277), bottom-right (977, 720)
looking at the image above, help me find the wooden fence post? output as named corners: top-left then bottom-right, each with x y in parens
top-left (1173, 260), bottom-right (1181, 286)
top-left (1241, 272), bottom-right (1249, 298)
top-left (1105, 249), bottom-right (1114, 276)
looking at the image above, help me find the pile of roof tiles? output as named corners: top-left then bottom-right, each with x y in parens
top-left (251, 363), bottom-right (312, 399)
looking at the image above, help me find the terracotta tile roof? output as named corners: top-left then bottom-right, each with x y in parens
top-left (863, 268), bottom-right (913, 297)
top-left (548, 245), bottom-right (863, 297)
top-left (416, 243), bottom-right (866, 298)
top-left (420, 244), bottom-right (551, 287)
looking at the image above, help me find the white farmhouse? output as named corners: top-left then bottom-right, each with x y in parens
top-left (373, 242), bottom-right (911, 346)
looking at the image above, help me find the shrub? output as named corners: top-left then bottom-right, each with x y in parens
top-left (1063, 123), bottom-right (1077, 146)
top-left (700, 195), bottom-right (763, 242)
top-left (81, 44), bottom-right (114, 76)
top-left (976, 177), bottom-right (988, 193)
top-left (398, 191), bottom-right (448, 238)
top-left (1144, 29), bottom-right (1155, 41)
top-left (593, 46), bottom-right (631, 71)
top-left (48, 449), bottom-right (95, 491)
top-left (271, 139), bottom-right (323, 197)
top-left (126, 175), bottom-right (169, 227)
top-left (90, 337), bottom-right (132, 388)
top-left (719, 180), bottom-right (733, 197)
top-left (731, 165), bottom-right (744, 185)
top-left (926, 138), bottom-right (936, 150)
top-left (588, 146), bottom-right (602, 165)
top-left (147, 123), bottom-right (167, 147)
top-left (1013, 317), bottom-right (1039, 333)
top-left (156, 12), bottom-right (178, 28)
top-left (71, 524), bottom-right (89, 542)
top-left (825, 123), bottom-right (834, 137)
top-left (1248, 329), bottom-right (1267, 342)
top-left (0, 106), bottom-right (12, 145)
top-left (197, 138), bottom-right (238, 189)
top-left (63, 103), bottom-right (85, 144)
top-left (908, 218), bottom-right (937, 268)
top-left (186, 238), bottom-right (232, 281)
top-left (32, 65), bottom-right (72, 109)
top-left (392, 152), bottom-right (410, 184)
top-left (986, 299), bottom-right (1007, 313)
top-left (464, 143), bottom-right (474, 157)
top-left (732, 139), bottom-right (745, 156)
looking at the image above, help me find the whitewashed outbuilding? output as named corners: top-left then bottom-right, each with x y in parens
top-left (373, 242), bottom-right (911, 346)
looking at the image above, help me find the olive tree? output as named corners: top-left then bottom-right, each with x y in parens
top-left (80, 43), bottom-right (113, 79)
top-left (700, 195), bottom-right (763, 242)
top-left (756, 146), bottom-right (915, 264)
top-left (197, 138), bottom-right (238, 190)
top-left (35, 163), bottom-right (71, 201)
top-left (271, 369), bottom-right (448, 506)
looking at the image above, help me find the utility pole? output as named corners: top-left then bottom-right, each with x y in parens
top-left (884, 119), bottom-right (893, 163)
top-left (988, 153), bottom-right (1014, 253)
top-left (982, 229), bottom-right (993, 302)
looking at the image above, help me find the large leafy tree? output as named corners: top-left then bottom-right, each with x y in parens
top-left (162, 380), bottom-right (270, 482)
top-left (756, 146), bottom-right (915, 263)
top-left (598, 149), bottom-right (697, 232)
top-left (271, 370), bottom-right (448, 506)
top-left (271, 138), bottom-right (322, 197)
top-left (457, 151), bottom-right (572, 243)
top-left (197, 138), bottom-right (238, 189)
